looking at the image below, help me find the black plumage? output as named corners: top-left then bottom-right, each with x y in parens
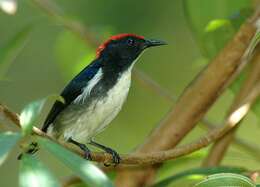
top-left (42, 60), bottom-right (103, 132)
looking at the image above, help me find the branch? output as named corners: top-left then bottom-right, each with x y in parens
top-left (134, 67), bottom-right (259, 160)
top-left (202, 47), bottom-right (260, 166)
top-left (1, 84), bottom-right (259, 166)
top-left (116, 10), bottom-right (260, 187)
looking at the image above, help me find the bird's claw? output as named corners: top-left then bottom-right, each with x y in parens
top-left (103, 148), bottom-right (121, 167)
top-left (83, 150), bottom-right (92, 160)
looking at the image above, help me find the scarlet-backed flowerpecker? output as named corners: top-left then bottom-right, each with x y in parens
top-left (20, 34), bottom-right (166, 164)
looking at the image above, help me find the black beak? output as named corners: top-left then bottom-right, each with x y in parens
top-left (144, 39), bottom-right (167, 48)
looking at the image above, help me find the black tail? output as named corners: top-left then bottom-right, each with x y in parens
top-left (17, 142), bottom-right (39, 160)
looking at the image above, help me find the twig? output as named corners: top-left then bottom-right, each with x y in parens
top-left (115, 10), bottom-right (260, 187)
top-left (2, 83), bottom-right (260, 187)
top-left (202, 47), bottom-right (260, 166)
top-left (132, 56), bottom-right (260, 165)
top-left (1, 85), bottom-right (259, 166)
top-left (133, 54), bottom-right (260, 164)
top-left (133, 67), bottom-right (260, 163)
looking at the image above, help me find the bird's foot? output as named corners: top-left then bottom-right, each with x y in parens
top-left (68, 137), bottom-right (92, 160)
top-left (89, 140), bottom-right (120, 166)
top-left (79, 144), bottom-right (92, 160)
top-left (103, 147), bottom-right (121, 166)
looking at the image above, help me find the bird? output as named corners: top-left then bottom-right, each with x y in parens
top-left (19, 34), bottom-right (166, 164)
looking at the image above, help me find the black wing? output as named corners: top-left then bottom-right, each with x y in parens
top-left (42, 59), bottom-right (102, 132)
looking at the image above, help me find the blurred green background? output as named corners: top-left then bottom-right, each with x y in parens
top-left (1, 0), bottom-right (260, 186)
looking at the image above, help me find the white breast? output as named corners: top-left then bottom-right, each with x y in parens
top-left (95, 67), bottom-right (132, 131)
top-left (59, 66), bottom-right (133, 142)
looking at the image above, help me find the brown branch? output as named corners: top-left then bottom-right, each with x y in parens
top-left (133, 54), bottom-right (260, 164)
top-left (1, 84), bottom-right (259, 166)
top-left (202, 48), bottom-right (260, 166)
top-left (115, 10), bottom-right (260, 187)
top-left (132, 52), bottom-right (260, 165)
top-left (133, 67), bottom-right (260, 162)
top-left (3, 86), bottom-right (260, 187)
top-left (67, 69), bottom-right (260, 186)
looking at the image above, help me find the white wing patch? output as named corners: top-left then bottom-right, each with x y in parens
top-left (73, 68), bottom-right (103, 104)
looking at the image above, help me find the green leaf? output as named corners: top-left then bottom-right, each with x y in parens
top-left (0, 26), bottom-right (31, 79)
top-left (0, 0), bottom-right (17, 15)
top-left (183, 0), bottom-right (252, 58)
top-left (0, 132), bottom-right (21, 166)
top-left (153, 166), bottom-right (246, 187)
top-left (205, 19), bottom-right (231, 32)
top-left (19, 154), bottom-right (59, 187)
top-left (38, 138), bottom-right (114, 187)
top-left (20, 95), bottom-right (64, 136)
top-left (194, 173), bottom-right (255, 187)
top-left (20, 99), bottom-right (45, 136)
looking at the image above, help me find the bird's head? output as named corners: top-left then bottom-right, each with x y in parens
top-left (96, 34), bottom-right (166, 69)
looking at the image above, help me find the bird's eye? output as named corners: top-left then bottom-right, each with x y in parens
top-left (127, 39), bottom-right (135, 45)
